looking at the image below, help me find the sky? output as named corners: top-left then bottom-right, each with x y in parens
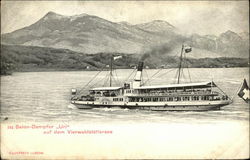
top-left (1, 1), bottom-right (249, 35)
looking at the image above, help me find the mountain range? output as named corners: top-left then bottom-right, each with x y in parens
top-left (1, 11), bottom-right (249, 58)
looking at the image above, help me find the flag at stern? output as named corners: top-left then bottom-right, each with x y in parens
top-left (238, 79), bottom-right (249, 103)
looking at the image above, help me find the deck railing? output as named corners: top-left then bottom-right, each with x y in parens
top-left (125, 91), bottom-right (219, 97)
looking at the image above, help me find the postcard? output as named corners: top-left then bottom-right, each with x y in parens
top-left (1, 1), bottom-right (249, 159)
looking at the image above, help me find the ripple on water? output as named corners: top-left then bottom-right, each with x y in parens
top-left (0, 69), bottom-right (249, 123)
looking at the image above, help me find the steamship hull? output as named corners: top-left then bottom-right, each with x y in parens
top-left (71, 100), bottom-right (230, 111)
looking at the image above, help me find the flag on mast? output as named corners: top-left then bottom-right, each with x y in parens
top-left (238, 79), bottom-right (249, 103)
top-left (113, 55), bottom-right (122, 60)
top-left (184, 46), bottom-right (192, 53)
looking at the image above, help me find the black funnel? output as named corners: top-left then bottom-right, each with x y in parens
top-left (137, 62), bottom-right (144, 71)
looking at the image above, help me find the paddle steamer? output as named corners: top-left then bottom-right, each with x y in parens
top-left (71, 45), bottom-right (231, 111)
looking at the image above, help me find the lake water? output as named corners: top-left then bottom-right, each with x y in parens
top-left (1, 68), bottom-right (249, 159)
top-left (1, 68), bottom-right (249, 123)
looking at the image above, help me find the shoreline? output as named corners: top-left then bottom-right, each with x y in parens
top-left (1, 66), bottom-right (249, 76)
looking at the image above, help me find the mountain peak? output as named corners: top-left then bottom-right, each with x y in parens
top-left (221, 30), bottom-right (240, 37)
top-left (45, 11), bottom-right (63, 17)
top-left (152, 20), bottom-right (173, 24)
top-left (219, 30), bottom-right (242, 42)
top-left (238, 32), bottom-right (249, 40)
top-left (69, 13), bottom-right (90, 21)
top-left (42, 11), bottom-right (64, 20)
top-left (138, 20), bottom-right (174, 26)
top-left (224, 30), bottom-right (237, 35)
top-left (146, 20), bottom-right (175, 28)
top-left (70, 13), bottom-right (89, 18)
top-left (134, 20), bottom-right (176, 33)
top-left (46, 11), bottom-right (57, 15)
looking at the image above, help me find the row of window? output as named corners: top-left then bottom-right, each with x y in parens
top-left (126, 90), bottom-right (136, 94)
top-left (126, 89), bottom-right (214, 95)
top-left (128, 96), bottom-right (213, 102)
top-left (113, 98), bottom-right (124, 101)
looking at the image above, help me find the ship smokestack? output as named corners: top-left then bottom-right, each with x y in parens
top-left (132, 62), bottom-right (144, 88)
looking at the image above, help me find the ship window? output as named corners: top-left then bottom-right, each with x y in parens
top-left (128, 98), bottom-right (132, 102)
top-left (153, 98), bottom-right (158, 102)
top-left (202, 96), bottom-right (209, 100)
top-left (145, 98), bottom-right (150, 102)
top-left (113, 98), bottom-right (122, 101)
top-left (159, 98), bottom-right (165, 101)
top-left (192, 96), bottom-right (198, 101)
top-left (167, 97), bottom-right (173, 101)
top-left (183, 96), bottom-right (190, 101)
top-left (133, 98), bottom-right (136, 102)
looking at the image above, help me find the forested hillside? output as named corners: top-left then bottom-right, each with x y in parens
top-left (1, 44), bottom-right (248, 75)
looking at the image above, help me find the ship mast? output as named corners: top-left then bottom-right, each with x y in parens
top-left (177, 44), bottom-right (184, 84)
top-left (110, 55), bottom-right (113, 87)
